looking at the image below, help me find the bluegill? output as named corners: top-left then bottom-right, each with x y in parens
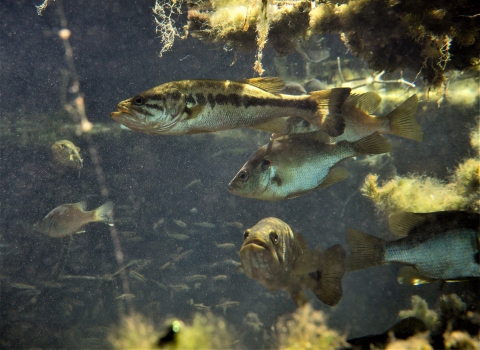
top-left (239, 217), bottom-right (346, 306)
top-left (34, 201), bottom-right (114, 238)
top-left (346, 211), bottom-right (480, 284)
top-left (51, 140), bottom-right (83, 170)
top-left (111, 78), bottom-right (350, 137)
top-left (228, 131), bottom-right (391, 200)
top-left (279, 93), bottom-right (422, 142)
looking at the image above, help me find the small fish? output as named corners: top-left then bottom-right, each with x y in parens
top-left (167, 233), bottom-right (190, 240)
top-left (216, 243), bottom-right (235, 249)
top-left (215, 301), bottom-right (240, 314)
top-left (116, 293), bottom-right (135, 300)
top-left (173, 219), bottom-right (187, 228)
top-left (212, 275), bottom-right (228, 281)
top-left (33, 201), bottom-right (114, 238)
top-left (160, 262), bottom-right (171, 269)
top-left (239, 217), bottom-right (346, 306)
top-left (184, 179), bottom-right (201, 189)
top-left (193, 303), bottom-right (211, 310)
top-left (153, 218), bottom-right (164, 229)
top-left (283, 93), bottom-right (422, 142)
top-left (10, 283), bottom-right (37, 290)
top-left (185, 274), bottom-right (207, 282)
top-left (194, 222), bottom-right (216, 228)
top-left (51, 140), bottom-right (83, 170)
top-left (170, 283), bottom-right (189, 292)
top-left (129, 270), bottom-right (147, 283)
top-left (228, 131), bottom-right (391, 200)
top-left (225, 221), bottom-right (244, 229)
top-left (346, 211), bottom-right (480, 284)
top-left (173, 249), bottom-right (193, 262)
top-left (111, 77), bottom-right (349, 137)
top-left (347, 317), bottom-right (428, 349)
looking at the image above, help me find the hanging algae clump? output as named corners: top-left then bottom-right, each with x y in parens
top-left (108, 312), bottom-right (236, 349)
top-left (361, 125), bottom-right (480, 214)
top-left (275, 304), bottom-right (348, 350)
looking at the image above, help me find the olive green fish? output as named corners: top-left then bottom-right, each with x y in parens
top-left (51, 140), bottom-right (83, 170)
top-left (346, 210), bottom-right (480, 284)
top-left (111, 77), bottom-right (350, 136)
top-left (239, 217), bottom-right (346, 306)
top-left (228, 131), bottom-right (391, 200)
top-left (34, 201), bottom-right (114, 238)
top-left (281, 93), bottom-right (422, 142)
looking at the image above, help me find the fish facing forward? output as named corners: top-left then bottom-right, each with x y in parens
top-left (346, 210), bottom-right (480, 284)
top-left (34, 201), bottom-right (114, 238)
top-left (239, 217), bottom-right (346, 306)
top-left (111, 77), bottom-right (350, 137)
top-left (281, 93), bottom-right (423, 142)
top-left (51, 140), bottom-right (83, 170)
top-left (228, 131), bottom-right (391, 200)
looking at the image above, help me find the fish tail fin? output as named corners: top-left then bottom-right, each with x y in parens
top-left (352, 131), bottom-right (392, 155)
top-left (94, 201), bottom-right (114, 226)
top-left (388, 95), bottom-right (423, 142)
top-left (312, 244), bottom-right (346, 306)
top-left (345, 228), bottom-right (386, 271)
top-left (309, 88), bottom-right (351, 137)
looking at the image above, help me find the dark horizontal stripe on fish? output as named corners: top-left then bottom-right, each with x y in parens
top-left (131, 105), bottom-right (153, 116)
top-left (145, 103), bottom-right (164, 111)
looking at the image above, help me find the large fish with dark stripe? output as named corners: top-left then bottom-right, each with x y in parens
top-left (110, 78), bottom-right (350, 136)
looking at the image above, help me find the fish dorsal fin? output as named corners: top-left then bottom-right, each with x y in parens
top-left (388, 212), bottom-right (428, 237)
top-left (344, 92), bottom-right (382, 114)
top-left (238, 77), bottom-right (285, 94)
top-left (397, 266), bottom-right (438, 285)
top-left (317, 167), bottom-right (348, 189)
top-left (388, 317), bottom-right (428, 338)
top-left (74, 201), bottom-right (87, 211)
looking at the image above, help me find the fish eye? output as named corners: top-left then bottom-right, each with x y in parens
top-left (133, 95), bottom-right (145, 105)
top-left (261, 159), bottom-right (271, 171)
top-left (243, 230), bottom-right (250, 240)
top-left (238, 171), bottom-right (249, 182)
top-left (270, 231), bottom-right (279, 244)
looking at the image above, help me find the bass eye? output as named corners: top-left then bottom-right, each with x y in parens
top-left (243, 230), bottom-right (250, 240)
top-left (133, 95), bottom-right (145, 105)
top-left (238, 171), bottom-right (248, 182)
top-left (261, 159), bottom-right (271, 171)
top-left (270, 231), bottom-right (279, 244)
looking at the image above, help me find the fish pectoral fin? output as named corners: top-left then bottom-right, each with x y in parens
top-left (345, 228), bottom-right (386, 272)
top-left (238, 77), bottom-right (285, 94)
top-left (186, 103), bottom-right (206, 120)
top-left (388, 212), bottom-right (428, 237)
top-left (343, 92), bottom-right (381, 114)
top-left (396, 266), bottom-right (438, 285)
top-left (75, 228), bottom-right (86, 234)
top-left (317, 167), bottom-right (348, 189)
top-left (290, 290), bottom-right (309, 307)
top-left (313, 244), bottom-right (346, 306)
top-left (388, 317), bottom-right (428, 338)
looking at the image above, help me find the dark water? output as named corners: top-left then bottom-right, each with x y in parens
top-left (1, 1), bottom-right (479, 349)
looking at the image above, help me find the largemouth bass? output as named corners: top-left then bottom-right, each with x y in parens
top-left (280, 93), bottom-right (422, 142)
top-left (51, 140), bottom-right (83, 170)
top-left (111, 78), bottom-right (350, 136)
top-left (34, 201), bottom-right (114, 238)
top-left (228, 131), bottom-right (391, 200)
top-left (239, 217), bottom-right (346, 306)
top-left (346, 210), bottom-right (480, 284)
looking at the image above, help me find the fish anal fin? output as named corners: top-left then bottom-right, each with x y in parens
top-left (389, 317), bottom-right (428, 338)
top-left (309, 87), bottom-right (350, 137)
top-left (75, 228), bottom-right (86, 235)
top-left (238, 77), bottom-right (285, 94)
top-left (313, 244), bottom-right (346, 306)
top-left (290, 290), bottom-right (309, 307)
top-left (388, 211), bottom-right (428, 237)
top-left (352, 131), bottom-right (392, 155)
top-left (343, 92), bottom-right (382, 114)
top-left (250, 117), bottom-right (289, 133)
top-left (388, 94), bottom-right (423, 142)
top-left (397, 266), bottom-right (437, 285)
top-left (345, 228), bottom-right (386, 271)
top-left (317, 167), bottom-right (348, 189)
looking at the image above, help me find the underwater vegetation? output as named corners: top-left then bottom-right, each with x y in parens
top-left (361, 124), bottom-right (480, 214)
top-left (184, 0), bottom-right (479, 84)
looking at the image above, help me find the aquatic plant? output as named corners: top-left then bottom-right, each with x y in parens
top-left (399, 295), bottom-right (440, 332)
top-left (443, 331), bottom-right (480, 350)
top-left (385, 333), bottom-right (433, 350)
top-left (361, 123), bottom-right (480, 213)
top-left (108, 313), bottom-right (160, 349)
top-left (275, 304), bottom-right (348, 350)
